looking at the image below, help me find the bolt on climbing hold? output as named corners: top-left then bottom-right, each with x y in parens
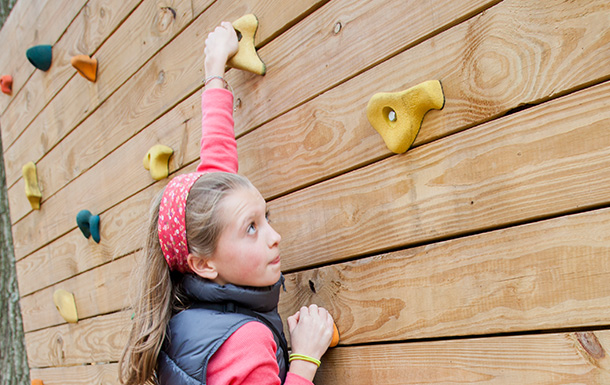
top-left (31, 380), bottom-right (44, 385)
top-left (22, 162), bottom-right (42, 210)
top-left (76, 209), bottom-right (101, 243)
top-left (143, 144), bottom-right (174, 180)
top-left (0, 75), bottom-right (12, 94)
top-left (366, 80), bottom-right (445, 154)
top-left (26, 45), bottom-right (53, 71)
top-left (228, 14), bottom-right (266, 76)
top-left (71, 54), bottom-right (98, 82)
top-left (53, 289), bottom-right (78, 323)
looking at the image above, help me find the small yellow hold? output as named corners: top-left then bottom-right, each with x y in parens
top-left (143, 144), bottom-right (174, 180)
top-left (53, 289), bottom-right (78, 323)
top-left (367, 80), bottom-right (445, 154)
top-left (228, 14), bottom-right (266, 76)
top-left (22, 161), bottom-right (42, 210)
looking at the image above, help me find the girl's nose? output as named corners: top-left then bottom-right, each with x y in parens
top-left (268, 224), bottom-right (281, 247)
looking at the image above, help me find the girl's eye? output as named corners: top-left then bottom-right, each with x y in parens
top-left (247, 222), bottom-right (256, 235)
top-left (265, 211), bottom-right (271, 223)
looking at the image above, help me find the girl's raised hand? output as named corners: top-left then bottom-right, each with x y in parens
top-left (204, 21), bottom-right (239, 79)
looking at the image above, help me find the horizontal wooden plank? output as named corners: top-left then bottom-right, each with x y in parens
top-left (30, 363), bottom-right (118, 385)
top-left (0, 0), bottom-right (87, 116)
top-left (20, 253), bottom-right (137, 333)
top-left (0, 0), bottom-right (146, 161)
top-left (314, 330), bottom-right (610, 385)
top-left (279, 206), bottom-right (610, 344)
top-left (238, 0), bottom-right (610, 199)
top-left (25, 311), bottom-right (129, 368)
top-left (7, 0), bottom-right (333, 260)
top-left (271, 79), bottom-right (610, 271)
top-left (228, 0), bottom-right (501, 136)
top-left (2, 0), bottom-right (199, 190)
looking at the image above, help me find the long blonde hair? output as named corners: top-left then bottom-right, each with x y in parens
top-left (118, 172), bottom-right (254, 384)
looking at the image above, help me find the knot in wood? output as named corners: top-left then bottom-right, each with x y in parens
top-left (157, 7), bottom-right (176, 33)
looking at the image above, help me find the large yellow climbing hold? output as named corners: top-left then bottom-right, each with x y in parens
top-left (228, 14), bottom-right (266, 76)
top-left (143, 144), bottom-right (174, 180)
top-left (53, 289), bottom-right (78, 323)
top-left (22, 161), bottom-right (42, 210)
top-left (367, 80), bottom-right (445, 154)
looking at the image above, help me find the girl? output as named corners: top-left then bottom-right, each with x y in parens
top-left (119, 22), bottom-right (335, 385)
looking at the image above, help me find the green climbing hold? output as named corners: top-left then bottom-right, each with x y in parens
top-left (26, 45), bottom-right (53, 71)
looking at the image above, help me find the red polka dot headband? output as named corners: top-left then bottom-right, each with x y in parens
top-left (158, 173), bottom-right (204, 273)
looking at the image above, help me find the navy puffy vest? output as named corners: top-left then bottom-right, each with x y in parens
top-left (157, 275), bottom-right (288, 384)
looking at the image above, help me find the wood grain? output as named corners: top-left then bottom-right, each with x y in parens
top-left (270, 79), bottom-right (610, 271)
top-left (25, 311), bottom-right (130, 368)
top-left (0, 0), bottom-right (143, 160)
top-left (29, 363), bottom-right (119, 385)
top-left (0, 0), bottom-right (87, 116)
top-left (314, 331), bottom-right (610, 385)
top-left (279, 206), bottom-right (610, 344)
top-left (2, 0), bottom-right (199, 189)
top-left (238, 0), bottom-right (610, 199)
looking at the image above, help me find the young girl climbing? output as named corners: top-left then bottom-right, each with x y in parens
top-left (119, 21), bottom-right (335, 385)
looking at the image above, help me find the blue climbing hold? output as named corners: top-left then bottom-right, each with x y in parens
top-left (26, 45), bottom-right (53, 71)
top-left (76, 209), bottom-right (101, 243)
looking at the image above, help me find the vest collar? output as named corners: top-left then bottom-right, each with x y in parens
top-left (182, 274), bottom-right (284, 313)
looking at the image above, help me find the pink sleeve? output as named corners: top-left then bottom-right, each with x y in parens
top-left (196, 88), bottom-right (238, 174)
top-left (207, 321), bottom-right (313, 385)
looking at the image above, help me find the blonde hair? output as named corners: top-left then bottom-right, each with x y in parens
top-left (119, 172), bottom-right (255, 384)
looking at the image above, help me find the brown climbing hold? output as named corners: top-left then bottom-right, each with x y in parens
top-left (22, 161), bottom-right (42, 210)
top-left (143, 144), bottom-right (174, 180)
top-left (228, 14), bottom-right (266, 76)
top-left (0, 75), bottom-right (12, 94)
top-left (367, 80), bottom-right (445, 154)
top-left (71, 54), bottom-right (98, 82)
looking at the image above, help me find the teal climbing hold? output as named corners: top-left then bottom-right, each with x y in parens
top-left (76, 210), bottom-right (101, 243)
top-left (26, 45), bottom-right (53, 71)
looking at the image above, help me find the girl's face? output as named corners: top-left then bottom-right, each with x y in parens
top-left (209, 187), bottom-right (282, 287)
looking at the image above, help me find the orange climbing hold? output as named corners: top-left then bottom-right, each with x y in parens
top-left (31, 380), bottom-right (44, 385)
top-left (0, 75), bottom-right (12, 94)
top-left (330, 321), bottom-right (340, 347)
top-left (71, 54), bottom-right (98, 82)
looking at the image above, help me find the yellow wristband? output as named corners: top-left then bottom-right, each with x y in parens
top-left (289, 353), bottom-right (321, 367)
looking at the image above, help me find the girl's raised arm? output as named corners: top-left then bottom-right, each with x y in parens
top-left (196, 21), bottom-right (239, 174)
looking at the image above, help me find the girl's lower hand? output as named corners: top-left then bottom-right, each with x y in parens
top-left (287, 304), bottom-right (335, 360)
top-left (204, 21), bottom-right (239, 79)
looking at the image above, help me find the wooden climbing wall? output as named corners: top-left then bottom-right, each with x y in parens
top-left (1, 0), bottom-right (610, 383)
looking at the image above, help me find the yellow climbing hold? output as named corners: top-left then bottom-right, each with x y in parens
top-left (71, 54), bottom-right (98, 82)
top-left (22, 161), bottom-right (42, 210)
top-left (228, 14), bottom-right (266, 76)
top-left (143, 144), bottom-right (174, 180)
top-left (53, 289), bottom-right (78, 323)
top-left (367, 80), bottom-right (445, 154)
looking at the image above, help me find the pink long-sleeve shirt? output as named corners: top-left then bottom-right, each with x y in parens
top-left (197, 88), bottom-right (313, 385)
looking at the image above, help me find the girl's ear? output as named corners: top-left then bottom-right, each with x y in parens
top-left (187, 254), bottom-right (218, 280)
